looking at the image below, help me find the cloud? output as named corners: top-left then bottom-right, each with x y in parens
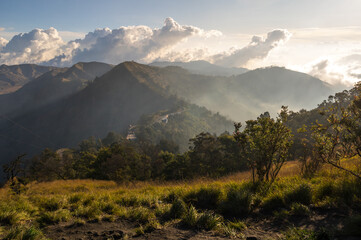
top-left (49, 17), bottom-right (217, 66)
top-left (0, 27), bottom-right (66, 65)
top-left (0, 37), bottom-right (8, 51)
top-left (211, 29), bottom-right (291, 67)
top-left (0, 18), bottom-right (219, 66)
top-left (0, 27), bottom-right (5, 31)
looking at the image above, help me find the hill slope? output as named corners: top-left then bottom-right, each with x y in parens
top-left (0, 64), bottom-right (59, 94)
top-left (150, 60), bottom-right (248, 76)
top-left (0, 62), bottom-right (113, 116)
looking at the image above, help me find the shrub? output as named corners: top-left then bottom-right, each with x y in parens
top-left (285, 184), bottom-right (312, 206)
top-left (314, 181), bottom-right (334, 201)
top-left (169, 199), bottom-right (187, 219)
top-left (183, 187), bottom-right (223, 210)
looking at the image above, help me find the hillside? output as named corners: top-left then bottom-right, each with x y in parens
top-left (150, 60), bottom-right (248, 76)
top-left (0, 64), bottom-right (59, 94)
top-left (0, 62), bottom-right (113, 116)
top-left (0, 62), bottom-right (233, 173)
top-left (129, 63), bottom-right (334, 122)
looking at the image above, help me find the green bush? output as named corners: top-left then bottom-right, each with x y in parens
top-left (183, 187), bottom-right (223, 210)
top-left (285, 184), bottom-right (312, 205)
top-left (314, 181), bottom-right (334, 201)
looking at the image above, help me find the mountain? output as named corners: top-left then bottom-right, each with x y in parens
top-left (150, 60), bottom-right (248, 76)
top-left (0, 62), bottom-right (113, 117)
top-left (127, 64), bottom-right (334, 122)
top-left (0, 62), bottom-right (233, 174)
top-left (0, 64), bottom-right (59, 94)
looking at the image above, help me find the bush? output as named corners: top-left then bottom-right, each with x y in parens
top-left (314, 182), bottom-right (334, 201)
top-left (183, 187), bottom-right (223, 210)
top-left (169, 199), bottom-right (187, 219)
top-left (285, 184), bottom-right (312, 206)
top-left (221, 186), bottom-right (253, 217)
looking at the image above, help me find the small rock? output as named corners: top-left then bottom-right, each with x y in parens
top-left (246, 237), bottom-right (258, 240)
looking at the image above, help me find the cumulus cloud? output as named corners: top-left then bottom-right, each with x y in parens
top-left (49, 17), bottom-right (218, 66)
top-left (304, 55), bottom-right (361, 89)
top-left (0, 18), bottom-right (220, 66)
top-left (211, 29), bottom-right (291, 67)
top-left (0, 28), bottom-right (66, 65)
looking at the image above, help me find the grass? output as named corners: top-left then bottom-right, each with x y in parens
top-left (0, 158), bottom-right (360, 239)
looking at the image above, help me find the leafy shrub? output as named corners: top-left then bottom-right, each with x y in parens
top-left (285, 184), bottom-right (312, 205)
top-left (184, 187), bottom-right (223, 210)
top-left (314, 181), bottom-right (334, 201)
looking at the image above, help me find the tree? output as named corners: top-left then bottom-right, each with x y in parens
top-left (311, 83), bottom-right (361, 179)
top-left (2, 154), bottom-right (28, 194)
top-left (234, 106), bottom-right (293, 184)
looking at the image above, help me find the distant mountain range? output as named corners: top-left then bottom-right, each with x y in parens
top-left (150, 60), bottom-right (248, 76)
top-left (0, 60), bottom-right (336, 179)
top-left (0, 64), bottom-right (59, 94)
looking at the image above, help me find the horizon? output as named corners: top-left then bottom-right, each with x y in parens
top-left (1, 0), bottom-right (361, 87)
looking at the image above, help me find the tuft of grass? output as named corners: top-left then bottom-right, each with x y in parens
top-left (196, 211), bottom-right (222, 230)
top-left (38, 209), bottom-right (71, 226)
top-left (128, 207), bottom-right (155, 224)
top-left (4, 225), bottom-right (46, 240)
top-left (261, 193), bottom-right (286, 212)
top-left (220, 185), bottom-right (253, 217)
top-left (289, 203), bottom-right (310, 217)
top-left (0, 210), bottom-right (21, 226)
top-left (181, 205), bottom-right (199, 228)
top-left (183, 187), bottom-right (223, 210)
top-left (285, 184), bottom-right (312, 206)
top-left (74, 204), bottom-right (101, 220)
top-left (227, 220), bottom-right (247, 231)
top-left (38, 197), bottom-right (64, 212)
top-left (169, 198), bottom-right (187, 219)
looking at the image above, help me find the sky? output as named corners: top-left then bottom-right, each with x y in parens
top-left (0, 0), bottom-right (361, 87)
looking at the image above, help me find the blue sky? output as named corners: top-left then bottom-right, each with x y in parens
top-left (1, 0), bottom-right (360, 33)
top-left (0, 0), bottom-right (361, 87)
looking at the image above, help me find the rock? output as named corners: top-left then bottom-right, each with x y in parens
top-left (246, 237), bottom-right (258, 240)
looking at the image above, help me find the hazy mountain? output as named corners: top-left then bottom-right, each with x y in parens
top-left (0, 62), bottom-right (113, 117)
top-left (150, 60), bottom-right (248, 76)
top-left (125, 63), bottom-right (334, 121)
top-left (0, 62), bottom-right (233, 171)
top-left (0, 64), bottom-right (59, 94)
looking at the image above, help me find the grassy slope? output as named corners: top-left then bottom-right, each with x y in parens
top-left (0, 159), bottom-right (361, 239)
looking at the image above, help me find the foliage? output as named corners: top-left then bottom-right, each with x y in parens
top-left (234, 106), bottom-right (293, 184)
